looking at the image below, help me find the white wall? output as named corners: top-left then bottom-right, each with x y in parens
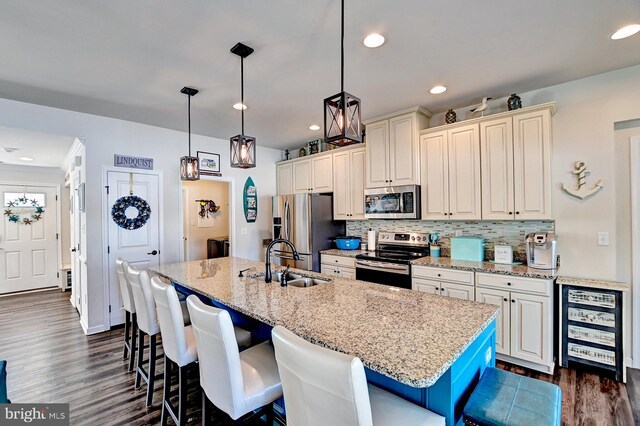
top-left (182, 180), bottom-right (229, 261)
top-left (0, 164), bottom-right (70, 268)
top-left (0, 98), bottom-right (281, 333)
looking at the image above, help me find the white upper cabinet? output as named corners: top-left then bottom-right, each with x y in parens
top-left (276, 163), bottom-right (293, 195)
top-left (365, 120), bottom-right (389, 187)
top-left (312, 154), bottom-right (333, 193)
top-left (481, 117), bottom-right (515, 219)
top-left (277, 152), bottom-right (334, 195)
top-left (333, 146), bottom-right (366, 220)
top-left (365, 108), bottom-right (431, 189)
top-left (420, 123), bottom-right (481, 220)
top-left (513, 108), bottom-right (552, 220)
top-left (481, 106), bottom-right (552, 220)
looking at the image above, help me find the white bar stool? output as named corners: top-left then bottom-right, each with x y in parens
top-left (151, 276), bottom-right (198, 426)
top-left (186, 296), bottom-right (282, 425)
top-left (272, 325), bottom-right (446, 426)
top-left (126, 264), bottom-right (163, 407)
top-left (115, 258), bottom-right (137, 372)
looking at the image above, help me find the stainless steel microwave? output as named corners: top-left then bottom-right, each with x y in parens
top-left (364, 185), bottom-right (421, 219)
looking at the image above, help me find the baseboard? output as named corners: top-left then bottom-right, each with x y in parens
top-left (0, 286), bottom-right (58, 298)
top-left (496, 353), bottom-right (555, 375)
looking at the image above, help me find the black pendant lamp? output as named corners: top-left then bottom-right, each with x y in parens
top-left (230, 42), bottom-right (256, 169)
top-left (324, 0), bottom-right (362, 146)
top-left (179, 86), bottom-right (200, 180)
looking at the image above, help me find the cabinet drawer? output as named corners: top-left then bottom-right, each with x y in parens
top-left (412, 266), bottom-right (473, 285)
top-left (568, 343), bottom-right (615, 366)
top-left (476, 272), bottom-right (551, 296)
top-left (321, 254), bottom-right (355, 268)
top-left (567, 289), bottom-right (616, 308)
top-left (568, 325), bottom-right (615, 347)
top-left (412, 277), bottom-right (441, 293)
top-left (568, 307), bottom-right (616, 328)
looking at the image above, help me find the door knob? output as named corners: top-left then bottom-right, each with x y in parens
top-left (147, 250), bottom-right (158, 256)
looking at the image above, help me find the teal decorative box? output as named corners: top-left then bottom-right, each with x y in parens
top-left (450, 237), bottom-right (485, 261)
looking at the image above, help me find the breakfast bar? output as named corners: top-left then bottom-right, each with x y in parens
top-left (152, 257), bottom-right (499, 425)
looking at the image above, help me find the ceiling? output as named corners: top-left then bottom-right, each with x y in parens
top-left (0, 126), bottom-right (74, 168)
top-left (0, 1), bottom-right (639, 150)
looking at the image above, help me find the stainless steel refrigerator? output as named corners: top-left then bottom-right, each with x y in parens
top-left (271, 193), bottom-right (345, 272)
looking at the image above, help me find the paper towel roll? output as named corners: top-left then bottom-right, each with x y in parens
top-left (367, 229), bottom-right (376, 251)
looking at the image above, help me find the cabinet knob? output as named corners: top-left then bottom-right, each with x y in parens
top-left (449, 213), bottom-right (453, 216)
top-left (335, 260), bottom-right (338, 262)
top-left (503, 298), bottom-right (508, 302)
top-left (437, 273), bottom-right (441, 277)
top-left (336, 270), bottom-right (340, 274)
top-left (507, 282), bottom-right (511, 286)
top-left (435, 287), bottom-right (440, 291)
top-left (508, 212), bottom-right (513, 215)
top-left (511, 299), bottom-right (515, 303)
top-left (515, 211), bottom-right (520, 215)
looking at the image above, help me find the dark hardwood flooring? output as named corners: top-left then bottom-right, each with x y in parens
top-left (1, 290), bottom-right (638, 425)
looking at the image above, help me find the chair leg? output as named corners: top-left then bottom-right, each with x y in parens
top-left (128, 317), bottom-right (137, 373)
top-left (146, 334), bottom-right (157, 407)
top-left (123, 311), bottom-right (130, 360)
top-left (178, 365), bottom-right (188, 425)
top-left (161, 355), bottom-right (172, 426)
top-left (201, 391), bottom-right (209, 426)
top-left (135, 329), bottom-right (144, 389)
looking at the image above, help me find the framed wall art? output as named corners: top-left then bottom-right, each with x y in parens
top-left (197, 151), bottom-right (221, 176)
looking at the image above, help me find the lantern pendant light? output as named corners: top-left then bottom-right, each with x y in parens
top-left (324, 0), bottom-right (362, 146)
top-left (179, 86), bottom-right (200, 180)
top-left (230, 42), bottom-right (257, 169)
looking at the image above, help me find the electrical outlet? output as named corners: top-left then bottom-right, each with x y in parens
top-left (455, 230), bottom-right (463, 237)
top-left (241, 227), bottom-right (248, 236)
top-left (597, 232), bottom-right (609, 246)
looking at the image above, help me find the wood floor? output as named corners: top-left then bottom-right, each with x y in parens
top-left (1, 290), bottom-right (638, 425)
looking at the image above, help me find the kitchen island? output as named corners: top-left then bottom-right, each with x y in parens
top-left (152, 257), bottom-right (499, 425)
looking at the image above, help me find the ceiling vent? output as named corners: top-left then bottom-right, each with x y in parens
top-left (2, 147), bottom-right (19, 153)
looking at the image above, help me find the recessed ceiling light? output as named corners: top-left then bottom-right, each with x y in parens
top-left (2, 147), bottom-right (18, 153)
top-left (429, 85), bottom-right (447, 94)
top-left (309, 124), bottom-right (320, 131)
top-left (611, 24), bottom-right (640, 40)
top-left (363, 33), bottom-right (385, 48)
top-left (18, 156), bottom-right (34, 162)
top-left (233, 103), bottom-right (247, 110)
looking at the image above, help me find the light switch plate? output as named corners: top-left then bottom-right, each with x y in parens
top-left (597, 232), bottom-right (609, 246)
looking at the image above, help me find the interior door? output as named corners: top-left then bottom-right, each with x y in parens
top-left (107, 171), bottom-right (160, 326)
top-left (0, 185), bottom-right (58, 294)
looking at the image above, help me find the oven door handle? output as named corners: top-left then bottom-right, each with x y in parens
top-left (355, 260), bottom-right (409, 273)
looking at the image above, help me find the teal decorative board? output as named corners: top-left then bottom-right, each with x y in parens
top-left (243, 177), bottom-right (257, 223)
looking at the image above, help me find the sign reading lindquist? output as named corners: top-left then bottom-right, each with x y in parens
top-left (114, 154), bottom-right (154, 170)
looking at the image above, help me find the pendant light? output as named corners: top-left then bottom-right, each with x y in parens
top-left (179, 86), bottom-right (200, 180)
top-left (324, 0), bottom-right (362, 146)
top-left (230, 42), bottom-right (256, 169)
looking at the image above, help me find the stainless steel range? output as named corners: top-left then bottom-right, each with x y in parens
top-left (355, 231), bottom-right (430, 289)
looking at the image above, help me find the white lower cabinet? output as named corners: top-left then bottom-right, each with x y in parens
top-left (321, 254), bottom-right (356, 279)
top-left (475, 272), bottom-right (554, 374)
top-left (412, 266), bottom-right (475, 301)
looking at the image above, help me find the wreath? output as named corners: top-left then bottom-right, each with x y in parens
top-left (4, 197), bottom-right (45, 225)
top-left (111, 195), bottom-right (151, 230)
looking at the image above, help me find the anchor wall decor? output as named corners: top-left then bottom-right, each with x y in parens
top-left (561, 160), bottom-right (603, 200)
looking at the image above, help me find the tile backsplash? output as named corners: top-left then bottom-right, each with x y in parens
top-left (346, 220), bottom-right (555, 260)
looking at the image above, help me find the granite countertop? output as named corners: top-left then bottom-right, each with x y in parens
top-left (152, 257), bottom-right (499, 388)
top-left (410, 256), bottom-right (558, 280)
top-left (320, 248), bottom-right (369, 258)
top-left (556, 276), bottom-right (630, 292)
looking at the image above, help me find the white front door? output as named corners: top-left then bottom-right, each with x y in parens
top-left (107, 171), bottom-right (161, 326)
top-left (0, 185), bottom-right (58, 294)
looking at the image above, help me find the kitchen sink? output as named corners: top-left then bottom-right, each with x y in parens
top-left (287, 277), bottom-right (331, 288)
top-left (273, 271), bottom-right (303, 282)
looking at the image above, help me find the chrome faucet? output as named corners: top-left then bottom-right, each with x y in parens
top-left (265, 238), bottom-right (300, 283)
